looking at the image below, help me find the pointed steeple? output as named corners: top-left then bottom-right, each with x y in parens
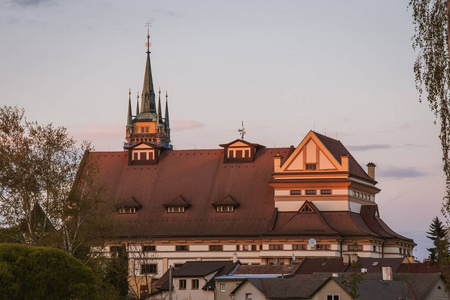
top-left (127, 89), bottom-right (133, 127)
top-left (158, 87), bottom-right (163, 124)
top-left (136, 92), bottom-right (140, 116)
top-left (142, 28), bottom-right (156, 114)
top-left (165, 91), bottom-right (170, 130)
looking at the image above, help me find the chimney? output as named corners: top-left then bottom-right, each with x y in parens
top-left (382, 266), bottom-right (393, 281)
top-left (340, 155), bottom-right (349, 171)
top-left (367, 162), bottom-right (376, 180)
top-left (273, 154), bottom-right (282, 173)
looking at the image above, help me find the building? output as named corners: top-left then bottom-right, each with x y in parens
top-left (87, 33), bottom-right (415, 296)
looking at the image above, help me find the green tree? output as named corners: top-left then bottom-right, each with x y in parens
top-left (426, 216), bottom-right (449, 262)
top-left (0, 243), bottom-right (99, 299)
top-left (410, 0), bottom-right (450, 211)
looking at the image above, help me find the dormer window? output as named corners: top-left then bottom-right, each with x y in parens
top-left (212, 195), bottom-right (239, 213)
top-left (118, 207), bottom-right (136, 214)
top-left (163, 196), bottom-right (191, 213)
top-left (306, 163), bottom-right (317, 170)
top-left (124, 142), bottom-right (162, 165)
top-left (219, 139), bottom-right (265, 163)
top-left (216, 205), bottom-right (234, 213)
top-left (116, 196), bottom-right (142, 214)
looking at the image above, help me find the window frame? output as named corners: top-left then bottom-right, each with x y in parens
top-left (209, 245), bottom-right (223, 251)
top-left (140, 264), bottom-right (157, 275)
top-left (142, 245), bottom-right (156, 252)
top-left (269, 244), bottom-right (283, 250)
top-left (179, 279), bottom-right (187, 290)
top-left (191, 279), bottom-right (199, 290)
top-left (175, 245), bottom-right (189, 252)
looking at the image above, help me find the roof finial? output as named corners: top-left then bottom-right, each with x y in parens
top-left (165, 91), bottom-right (170, 130)
top-left (146, 21), bottom-right (151, 54)
top-left (136, 91), bottom-right (140, 116)
top-left (238, 121), bottom-right (246, 140)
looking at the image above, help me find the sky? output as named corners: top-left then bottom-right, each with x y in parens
top-left (0, 0), bottom-right (446, 260)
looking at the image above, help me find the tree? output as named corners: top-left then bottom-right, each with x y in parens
top-left (0, 243), bottom-right (99, 299)
top-left (410, 0), bottom-right (450, 212)
top-left (426, 216), bottom-right (449, 262)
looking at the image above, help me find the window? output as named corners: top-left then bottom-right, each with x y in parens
top-left (118, 207), bottom-right (136, 214)
top-left (140, 152), bottom-right (146, 160)
top-left (292, 244), bottom-right (307, 250)
top-left (174, 263), bottom-right (184, 268)
top-left (168, 206), bottom-right (185, 213)
top-left (143, 245), bottom-right (156, 252)
top-left (306, 163), bottom-right (317, 170)
top-left (236, 245), bottom-right (240, 251)
top-left (290, 190), bottom-right (301, 195)
top-left (326, 295), bottom-right (339, 300)
top-left (372, 245), bottom-right (377, 252)
top-left (110, 246), bottom-right (121, 253)
top-left (176, 245), bottom-right (189, 251)
top-left (316, 244), bottom-right (331, 250)
top-left (141, 264), bottom-right (157, 274)
top-left (269, 244), bottom-right (283, 250)
top-left (133, 153), bottom-right (138, 160)
top-left (251, 245), bottom-right (257, 251)
top-left (209, 245), bottom-right (223, 251)
top-left (243, 245), bottom-right (249, 251)
top-left (140, 285), bottom-right (149, 298)
top-left (245, 293), bottom-right (253, 299)
top-left (216, 206), bottom-right (234, 212)
top-left (348, 245), bottom-right (362, 251)
top-left (220, 283), bottom-right (226, 292)
top-left (179, 279), bottom-right (186, 290)
top-left (192, 279), bottom-right (199, 289)
top-left (321, 189), bottom-right (332, 195)
top-left (300, 204), bottom-right (313, 212)
top-left (305, 190), bottom-right (316, 195)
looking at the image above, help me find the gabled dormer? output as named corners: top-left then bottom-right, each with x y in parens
top-left (212, 195), bottom-right (239, 213)
top-left (124, 142), bottom-right (162, 165)
top-left (163, 196), bottom-right (191, 213)
top-left (219, 139), bottom-right (265, 163)
top-left (116, 196), bottom-right (142, 214)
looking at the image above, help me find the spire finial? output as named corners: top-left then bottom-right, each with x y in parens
top-left (146, 21), bottom-right (151, 54)
top-left (136, 91), bottom-right (140, 116)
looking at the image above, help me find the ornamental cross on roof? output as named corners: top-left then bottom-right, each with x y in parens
top-left (238, 121), bottom-right (246, 139)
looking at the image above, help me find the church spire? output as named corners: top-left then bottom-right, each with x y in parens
top-left (165, 91), bottom-right (170, 130)
top-left (136, 92), bottom-right (140, 116)
top-left (142, 25), bottom-right (156, 114)
top-left (158, 87), bottom-right (163, 124)
top-left (127, 89), bottom-right (133, 127)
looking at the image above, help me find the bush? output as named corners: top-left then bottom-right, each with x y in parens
top-left (0, 243), bottom-right (99, 299)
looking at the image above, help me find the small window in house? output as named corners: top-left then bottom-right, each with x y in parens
top-left (300, 204), bottom-right (313, 212)
top-left (251, 245), bottom-right (257, 251)
top-left (305, 163), bottom-right (317, 170)
top-left (321, 189), bottom-right (332, 195)
top-left (316, 244), bottom-right (331, 250)
top-left (192, 279), bottom-right (199, 290)
top-left (141, 264), bottom-right (157, 274)
top-left (348, 245), bottom-right (362, 251)
top-left (326, 295), bottom-right (339, 300)
top-left (118, 207), bottom-right (136, 214)
top-left (139, 152), bottom-right (147, 160)
top-left (220, 283), bottom-right (226, 292)
top-left (143, 245), bottom-right (156, 252)
top-left (176, 245), bottom-right (189, 251)
top-left (174, 263), bottom-right (184, 269)
top-left (179, 279), bottom-right (187, 290)
top-left (209, 245), bottom-right (223, 251)
top-left (372, 246), bottom-right (377, 252)
top-left (216, 206), bottom-right (234, 212)
top-left (245, 293), bottom-right (253, 299)
top-left (133, 153), bottom-right (138, 160)
top-left (236, 245), bottom-right (240, 251)
top-left (168, 206), bottom-right (185, 213)
top-left (290, 190), bottom-right (301, 195)
top-left (245, 149), bottom-right (250, 158)
top-left (305, 190), bottom-right (316, 195)
top-left (269, 244), bottom-right (283, 250)
top-left (243, 245), bottom-right (249, 251)
top-left (292, 244), bottom-right (307, 250)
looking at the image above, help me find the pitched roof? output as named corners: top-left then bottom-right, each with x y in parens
top-left (173, 260), bottom-right (237, 278)
top-left (355, 257), bottom-right (406, 273)
top-left (233, 265), bottom-right (297, 275)
top-left (162, 195), bottom-right (191, 208)
top-left (313, 131), bottom-right (375, 183)
top-left (116, 196), bottom-right (142, 208)
top-left (211, 195), bottom-right (239, 207)
top-left (295, 257), bottom-right (349, 274)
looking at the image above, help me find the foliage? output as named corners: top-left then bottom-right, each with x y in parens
top-left (410, 0), bottom-right (450, 212)
top-left (340, 242), bottom-right (365, 299)
top-left (426, 216), bottom-right (449, 262)
top-left (0, 243), bottom-right (99, 299)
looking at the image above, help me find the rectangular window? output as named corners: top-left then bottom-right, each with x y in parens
top-left (236, 245), bottom-right (240, 251)
top-left (326, 295), bottom-right (339, 300)
top-left (316, 244), bottom-right (331, 250)
top-left (372, 246), bottom-right (377, 252)
top-left (245, 293), bottom-right (253, 299)
top-left (305, 190), bottom-right (316, 195)
top-left (245, 149), bottom-right (250, 158)
top-left (290, 190), bottom-right (301, 195)
top-left (251, 245), bottom-right (257, 251)
top-left (305, 163), bottom-right (317, 170)
top-left (133, 152), bottom-right (138, 160)
top-left (143, 245), bottom-right (156, 252)
top-left (139, 152), bottom-right (146, 160)
top-left (168, 206), bottom-right (185, 213)
top-left (348, 245), bottom-right (362, 251)
top-left (179, 279), bottom-right (186, 290)
top-left (216, 206), bottom-right (234, 212)
top-left (209, 245), bottom-right (223, 251)
top-left (220, 283), bottom-right (226, 292)
top-left (174, 263), bottom-right (184, 269)
top-left (269, 244), bottom-right (283, 250)
top-left (292, 244), bottom-right (307, 250)
top-left (176, 245), bottom-right (189, 251)
top-left (192, 279), bottom-right (199, 290)
top-left (236, 150), bottom-right (243, 158)
top-left (321, 189), bottom-right (332, 195)
top-left (141, 264), bottom-right (157, 274)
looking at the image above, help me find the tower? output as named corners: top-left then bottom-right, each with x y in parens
top-left (124, 30), bottom-right (172, 150)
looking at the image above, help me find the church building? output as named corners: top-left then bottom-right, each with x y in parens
top-left (88, 32), bottom-right (415, 296)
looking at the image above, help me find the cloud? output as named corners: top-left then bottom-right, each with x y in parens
top-left (172, 120), bottom-right (204, 131)
top-left (347, 144), bottom-right (391, 152)
top-left (6, 0), bottom-right (53, 7)
top-left (400, 143), bottom-right (425, 148)
top-left (69, 124), bottom-right (123, 142)
top-left (377, 166), bottom-right (427, 179)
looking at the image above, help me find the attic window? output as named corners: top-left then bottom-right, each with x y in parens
top-left (290, 190), bottom-right (301, 195)
top-left (118, 207), bottom-right (136, 214)
top-left (305, 190), bottom-right (316, 195)
top-left (306, 163), bottom-right (317, 170)
top-left (300, 204), bottom-right (313, 212)
top-left (216, 206), bottom-right (234, 213)
top-left (168, 206), bottom-right (185, 213)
